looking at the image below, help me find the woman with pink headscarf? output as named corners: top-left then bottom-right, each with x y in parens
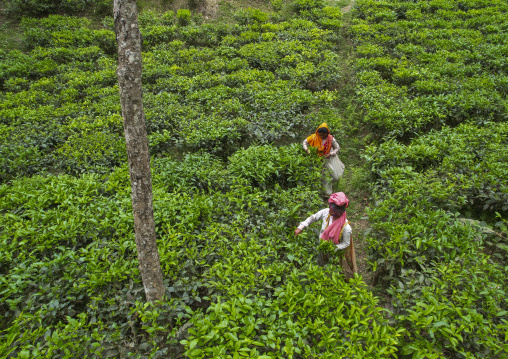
top-left (294, 192), bottom-right (356, 271)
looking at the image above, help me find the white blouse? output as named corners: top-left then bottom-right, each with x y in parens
top-left (302, 137), bottom-right (340, 156)
top-left (297, 208), bottom-right (351, 250)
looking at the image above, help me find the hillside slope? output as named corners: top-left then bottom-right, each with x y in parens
top-left (1, 0), bottom-right (507, 357)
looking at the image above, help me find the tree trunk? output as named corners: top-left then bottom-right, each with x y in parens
top-left (114, 0), bottom-right (164, 302)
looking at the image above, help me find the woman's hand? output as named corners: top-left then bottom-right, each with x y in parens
top-left (294, 228), bottom-right (302, 236)
top-left (325, 153), bottom-right (331, 158)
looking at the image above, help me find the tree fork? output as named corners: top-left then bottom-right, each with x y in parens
top-left (114, 0), bottom-right (164, 302)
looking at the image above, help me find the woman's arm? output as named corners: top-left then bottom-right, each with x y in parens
top-left (336, 224), bottom-right (351, 250)
top-left (329, 138), bottom-right (340, 156)
top-left (295, 209), bottom-right (327, 236)
top-left (302, 138), bottom-right (310, 154)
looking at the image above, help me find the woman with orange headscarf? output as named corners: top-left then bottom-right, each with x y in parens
top-left (302, 123), bottom-right (344, 195)
top-left (302, 123), bottom-right (338, 157)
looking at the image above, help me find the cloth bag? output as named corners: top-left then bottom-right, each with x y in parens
top-left (342, 236), bottom-right (358, 280)
top-left (325, 155), bottom-right (345, 181)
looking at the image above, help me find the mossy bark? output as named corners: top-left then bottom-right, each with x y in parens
top-left (114, 0), bottom-right (164, 302)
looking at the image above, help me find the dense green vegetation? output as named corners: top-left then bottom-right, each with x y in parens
top-left (353, 0), bottom-right (508, 357)
top-left (0, 1), bottom-right (369, 357)
top-left (0, 0), bottom-right (507, 357)
top-left (352, 0), bottom-right (508, 138)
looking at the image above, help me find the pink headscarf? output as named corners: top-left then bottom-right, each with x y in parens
top-left (320, 192), bottom-right (349, 244)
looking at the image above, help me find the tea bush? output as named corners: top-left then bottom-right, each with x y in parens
top-left (363, 170), bottom-right (508, 357)
top-left (227, 144), bottom-right (322, 190)
top-left (388, 258), bottom-right (508, 358)
top-left (55, 130), bottom-right (127, 175)
top-left (138, 10), bottom-right (176, 27)
top-left (364, 123), bottom-right (508, 213)
top-left (352, 1), bottom-right (508, 357)
top-left (152, 152), bottom-right (229, 192)
top-left (0, 8), bottom-right (345, 182)
top-left (234, 8), bottom-right (270, 25)
top-left (7, 0), bottom-right (507, 356)
top-left (292, 0), bottom-right (325, 13)
top-left (351, 0), bottom-right (508, 138)
top-left (5, 0), bottom-right (112, 18)
top-left (0, 146), bottom-right (339, 357)
top-left (177, 9), bottom-right (192, 27)
top-left (366, 192), bottom-right (480, 279)
top-left (182, 268), bottom-right (402, 358)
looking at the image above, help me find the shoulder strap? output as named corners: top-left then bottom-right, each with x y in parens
top-left (338, 220), bottom-right (350, 240)
top-left (325, 213), bottom-right (331, 229)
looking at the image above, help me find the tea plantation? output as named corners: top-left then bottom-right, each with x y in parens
top-left (0, 0), bottom-right (507, 357)
top-left (354, 0), bottom-right (508, 357)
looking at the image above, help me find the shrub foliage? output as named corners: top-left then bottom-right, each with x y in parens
top-left (1, 0), bottom-right (508, 357)
top-left (353, 0), bottom-right (508, 357)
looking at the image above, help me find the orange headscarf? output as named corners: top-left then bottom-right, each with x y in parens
top-left (306, 123), bottom-right (333, 156)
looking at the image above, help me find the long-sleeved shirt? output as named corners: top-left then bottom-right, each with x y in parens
top-left (297, 208), bottom-right (352, 250)
top-left (302, 137), bottom-right (340, 156)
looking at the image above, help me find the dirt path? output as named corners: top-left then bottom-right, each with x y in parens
top-left (201, 0), bottom-right (373, 285)
top-left (202, 0), bottom-right (219, 19)
top-left (341, 0), bottom-right (355, 14)
top-left (0, 12), bottom-right (23, 51)
top-left (333, 0), bottom-right (376, 287)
